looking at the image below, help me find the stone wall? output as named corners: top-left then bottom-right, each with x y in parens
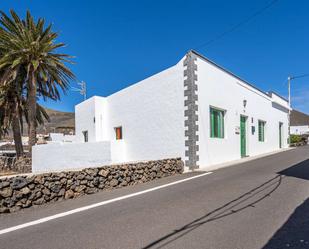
top-left (0, 158), bottom-right (183, 213)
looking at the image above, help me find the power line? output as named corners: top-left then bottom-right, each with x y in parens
top-left (290, 73), bottom-right (309, 80)
top-left (194, 0), bottom-right (281, 50)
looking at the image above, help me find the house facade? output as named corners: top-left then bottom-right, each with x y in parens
top-left (74, 50), bottom-right (289, 171)
top-left (290, 109), bottom-right (309, 135)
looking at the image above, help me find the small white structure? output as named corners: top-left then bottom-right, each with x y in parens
top-left (33, 50), bottom-right (290, 172)
top-left (290, 126), bottom-right (309, 135)
top-left (47, 133), bottom-right (76, 143)
top-left (290, 110), bottom-right (309, 135)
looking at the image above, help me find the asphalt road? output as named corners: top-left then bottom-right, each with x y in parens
top-left (1, 146), bottom-right (309, 249)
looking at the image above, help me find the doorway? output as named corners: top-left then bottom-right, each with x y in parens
top-left (279, 122), bottom-right (283, 148)
top-left (240, 116), bottom-right (247, 157)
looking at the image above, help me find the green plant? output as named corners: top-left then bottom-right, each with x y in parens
top-left (290, 134), bottom-right (302, 144)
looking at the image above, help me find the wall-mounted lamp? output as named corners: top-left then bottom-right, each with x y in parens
top-left (243, 99), bottom-right (247, 108)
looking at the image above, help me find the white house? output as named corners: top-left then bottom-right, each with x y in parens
top-left (33, 50), bottom-right (289, 172)
top-left (290, 109), bottom-right (309, 135)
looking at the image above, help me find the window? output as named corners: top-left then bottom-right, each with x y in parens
top-left (82, 130), bottom-right (88, 142)
top-left (115, 127), bottom-right (122, 140)
top-left (210, 107), bottom-right (225, 138)
top-left (258, 120), bottom-right (266, 142)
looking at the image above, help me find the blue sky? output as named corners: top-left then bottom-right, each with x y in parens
top-left (1, 0), bottom-right (309, 113)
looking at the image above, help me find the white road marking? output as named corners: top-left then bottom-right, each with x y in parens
top-left (0, 172), bottom-right (212, 236)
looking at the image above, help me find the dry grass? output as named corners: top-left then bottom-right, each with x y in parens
top-left (0, 170), bottom-right (16, 177)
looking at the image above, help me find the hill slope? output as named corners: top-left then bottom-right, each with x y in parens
top-left (22, 108), bottom-right (75, 135)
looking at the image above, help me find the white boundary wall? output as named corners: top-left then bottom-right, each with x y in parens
top-left (32, 141), bottom-right (111, 173)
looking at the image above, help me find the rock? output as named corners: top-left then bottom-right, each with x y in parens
top-left (11, 177), bottom-right (28, 190)
top-left (0, 187), bottom-right (13, 198)
top-left (85, 175), bottom-right (94, 181)
top-left (0, 207), bottom-right (9, 213)
top-left (50, 184), bottom-right (62, 193)
top-left (34, 176), bottom-right (44, 185)
top-left (59, 172), bottom-right (67, 179)
top-left (20, 187), bottom-right (31, 196)
top-left (60, 178), bottom-right (67, 184)
top-left (50, 193), bottom-right (57, 200)
top-left (109, 179), bottom-right (119, 187)
top-left (64, 190), bottom-right (74, 199)
top-left (80, 180), bottom-right (87, 185)
top-left (35, 191), bottom-right (42, 199)
top-left (98, 183), bottom-right (105, 189)
top-left (85, 188), bottom-right (96, 194)
top-left (75, 185), bottom-right (86, 193)
top-left (58, 188), bottom-right (65, 197)
top-left (93, 177), bottom-right (100, 186)
top-left (33, 197), bottom-right (45, 205)
top-left (22, 200), bottom-right (32, 208)
top-left (120, 180), bottom-right (128, 187)
top-left (84, 168), bottom-right (98, 176)
top-left (42, 188), bottom-right (51, 196)
top-left (9, 206), bottom-right (21, 213)
top-left (14, 191), bottom-right (24, 199)
top-left (28, 184), bottom-right (35, 190)
top-left (0, 181), bottom-right (10, 189)
top-left (98, 169), bottom-right (109, 177)
top-left (77, 174), bottom-right (85, 180)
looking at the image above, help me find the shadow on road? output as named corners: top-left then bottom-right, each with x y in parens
top-left (262, 197), bottom-right (309, 249)
top-left (278, 159), bottom-right (309, 180)
top-left (142, 174), bottom-right (283, 249)
top-left (262, 159), bottom-right (309, 249)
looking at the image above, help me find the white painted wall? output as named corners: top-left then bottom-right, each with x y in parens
top-left (74, 61), bottom-right (185, 164)
top-left (105, 62), bottom-right (185, 162)
top-left (48, 52), bottom-right (290, 173)
top-left (291, 125), bottom-right (309, 135)
top-left (48, 133), bottom-right (76, 143)
top-left (196, 57), bottom-right (289, 169)
top-left (32, 141), bottom-right (111, 173)
top-left (75, 96), bottom-right (107, 142)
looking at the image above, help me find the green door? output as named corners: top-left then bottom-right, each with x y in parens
top-left (279, 123), bottom-right (283, 148)
top-left (240, 116), bottom-right (247, 157)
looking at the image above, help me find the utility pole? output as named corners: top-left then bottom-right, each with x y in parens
top-left (287, 73), bottom-right (309, 146)
top-left (288, 76), bottom-right (292, 146)
top-left (72, 81), bottom-right (87, 101)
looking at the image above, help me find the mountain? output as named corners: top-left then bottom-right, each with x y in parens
top-left (291, 109), bottom-right (309, 126)
top-left (22, 108), bottom-right (75, 135)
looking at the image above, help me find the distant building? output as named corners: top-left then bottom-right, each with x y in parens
top-left (33, 50), bottom-right (290, 173)
top-left (290, 110), bottom-right (309, 135)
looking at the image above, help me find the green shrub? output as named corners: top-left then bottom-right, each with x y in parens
top-left (290, 134), bottom-right (302, 144)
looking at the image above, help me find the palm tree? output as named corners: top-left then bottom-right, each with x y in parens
top-left (0, 80), bottom-right (50, 158)
top-left (0, 82), bottom-right (24, 157)
top-left (0, 10), bottom-right (75, 152)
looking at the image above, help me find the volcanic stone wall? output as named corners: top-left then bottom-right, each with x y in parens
top-left (0, 158), bottom-right (183, 213)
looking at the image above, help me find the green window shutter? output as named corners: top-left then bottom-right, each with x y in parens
top-left (221, 111), bottom-right (224, 138)
top-left (210, 109), bottom-right (215, 137)
top-left (258, 121), bottom-right (265, 142)
top-left (210, 107), bottom-right (225, 138)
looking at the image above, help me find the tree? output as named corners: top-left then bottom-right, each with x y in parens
top-left (0, 82), bottom-right (24, 157)
top-left (0, 10), bottom-right (75, 152)
top-left (0, 79), bottom-right (50, 158)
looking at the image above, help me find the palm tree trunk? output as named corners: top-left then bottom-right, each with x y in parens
top-left (12, 114), bottom-right (23, 158)
top-left (28, 70), bottom-right (37, 154)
